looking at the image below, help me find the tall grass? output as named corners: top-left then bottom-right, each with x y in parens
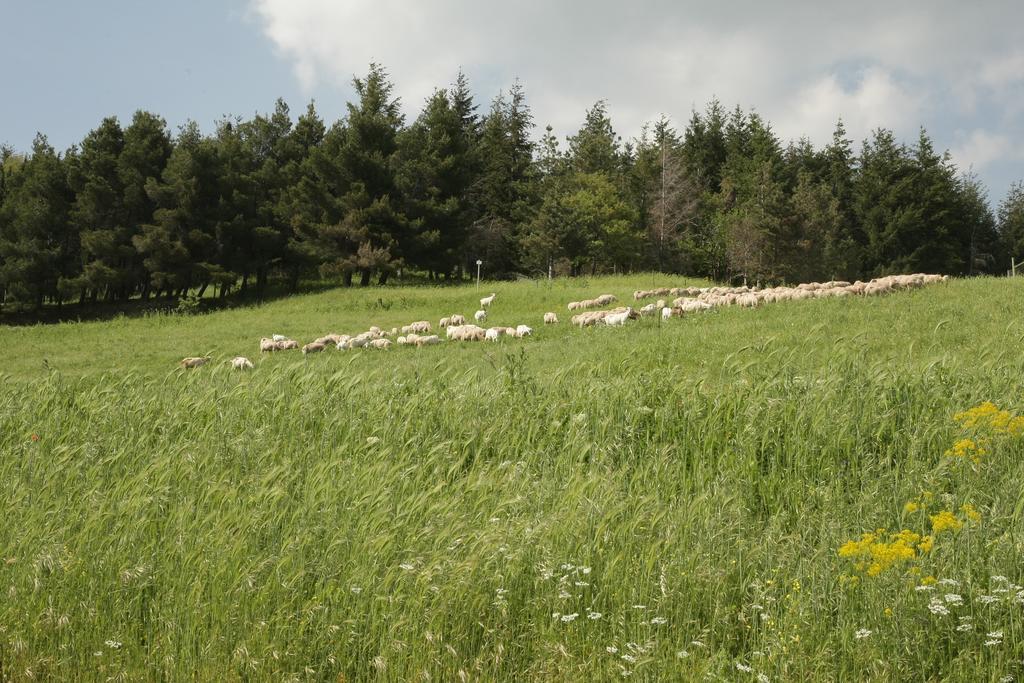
top-left (1, 275), bottom-right (1024, 680)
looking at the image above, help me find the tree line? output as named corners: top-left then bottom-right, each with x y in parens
top-left (2, 63), bottom-right (1023, 312)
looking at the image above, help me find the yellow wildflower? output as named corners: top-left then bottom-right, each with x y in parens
top-left (917, 535), bottom-right (934, 553)
top-left (960, 503), bottom-right (982, 523)
top-left (884, 607), bottom-right (893, 618)
top-left (921, 575), bottom-right (937, 586)
top-left (930, 510), bottom-right (964, 534)
top-left (904, 501), bottom-right (920, 514)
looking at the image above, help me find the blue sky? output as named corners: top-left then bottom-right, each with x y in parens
top-left (2, 1), bottom-right (1022, 207)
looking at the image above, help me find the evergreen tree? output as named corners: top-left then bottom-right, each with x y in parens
top-left (69, 116), bottom-right (127, 302)
top-left (118, 111), bottom-right (172, 296)
top-left (997, 181), bottom-right (1024, 270)
top-left (0, 135), bottom-right (75, 309)
top-left (134, 121), bottom-right (224, 298)
top-left (470, 81), bottom-right (536, 275)
top-left (320, 63), bottom-right (408, 286)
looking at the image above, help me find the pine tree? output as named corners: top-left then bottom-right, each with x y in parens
top-left (0, 135), bottom-right (75, 309)
top-left (996, 181), bottom-right (1024, 271)
top-left (324, 63), bottom-right (408, 286)
top-left (69, 116), bottom-right (126, 303)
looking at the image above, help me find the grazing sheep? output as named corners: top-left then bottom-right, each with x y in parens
top-left (276, 340), bottom-right (299, 350)
top-left (474, 310), bottom-right (487, 322)
top-left (485, 327), bottom-right (503, 342)
top-left (369, 338), bottom-right (393, 349)
top-left (179, 357), bottom-right (210, 369)
top-left (450, 314), bottom-right (466, 326)
top-left (604, 308), bottom-right (633, 326)
top-left (315, 333), bottom-right (345, 346)
top-left (450, 324), bottom-right (486, 341)
top-left (661, 307), bottom-right (673, 320)
top-left (439, 317), bottom-right (451, 328)
top-left (230, 356), bottom-right (254, 370)
top-left (414, 335), bottom-right (440, 347)
top-left (639, 303), bottom-right (657, 316)
top-left (515, 324), bottom-right (533, 337)
top-left (260, 338), bottom-right (277, 353)
top-left (737, 293), bottom-right (759, 308)
top-left (543, 312), bottom-right (558, 324)
top-left (302, 342), bottom-right (327, 355)
top-left (595, 294), bottom-right (617, 306)
top-left (480, 293), bottom-right (496, 308)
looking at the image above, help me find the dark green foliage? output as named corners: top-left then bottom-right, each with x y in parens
top-left (0, 71), bottom-right (1014, 316)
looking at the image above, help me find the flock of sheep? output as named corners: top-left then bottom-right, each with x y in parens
top-left (178, 273), bottom-right (948, 369)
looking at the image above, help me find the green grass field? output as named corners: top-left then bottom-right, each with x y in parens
top-left (2, 274), bottom-right (1024, 681)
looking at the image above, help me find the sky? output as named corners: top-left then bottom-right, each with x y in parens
top-left (2, 1), bottom-right (1022, 206)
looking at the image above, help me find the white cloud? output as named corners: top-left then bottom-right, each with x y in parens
top-left (951, 129), bottom-right (1023, 172)
top-left (248, 0), bottom-right (1024, 192)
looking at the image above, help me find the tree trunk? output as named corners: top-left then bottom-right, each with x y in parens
top-left (196, 283), bottom-right (208, 299)
top-left (378, 271), bottom-right (389, 286)
top-left (359, 269), bottom-right (371, 287)
top-left (343, 271), bottom-right (353, 287)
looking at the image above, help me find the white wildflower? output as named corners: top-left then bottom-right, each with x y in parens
top-left (757, 675), bottom-right (770, 683)
top-left (676, 650), bottom-right (689, 658)
top-left (398, 563), bottom-right (415, 571)
top-left (650, 617), bottom-right (668, 625)
top-left (736, 662), bottom-right (753, 673)
top-left (561, 613), bottom-right (579, 623)
top-left (606, 646), bottom-right (618, 654)
top-left (350, 585), bottom-right (362, 594)
top-left (999, 675), bottom-right (1014, 683)
top-left (551, 612), bottom-right (560, 619)
top-left (988, 630), bottom-right (1004, 639)
top-left (915, 585), bottom-right (935, 592)
top-left (588, 612), bottom-right (602, 620)
top-left (938, 578), bottom-right (960, 587)
top-left (979, 594), bottom-right (999, 604)
top-left (854, 628), bottom-right (872, 639)
top-left (928, 597), bottom-right (950, 616)
top-left (621, 654), bottom-right (636, 663)
top-left (690, 640), bottom-right (706, 648)
top-left (632, 604), bottom-right (646, 609)
top-left (944, 594), bottom-right (963, 605)
top-left (985, 639), bottom-right (1002, 647)
top-left (956, 623), bottom-right (974, 632)
top-left (104, 640), bottom-right (122, 649)
top-left (574, 581), bottom-right (589, 587)
top-left (991, 575), bottom-right (1010, 583)
top-left (558, 590), bottom-right (571, 599)
top-left (561, 563), bottom-right (574, 571)
top-left (580, 566), bottom-right (592, 575)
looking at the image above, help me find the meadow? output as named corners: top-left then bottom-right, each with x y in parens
top-left (2, 274), bottom-right (1024, 681)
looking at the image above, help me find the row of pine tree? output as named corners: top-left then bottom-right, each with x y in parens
top-left (2, 64), bottom-right (1023, 312)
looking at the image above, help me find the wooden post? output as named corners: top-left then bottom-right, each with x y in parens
top-left (1013, 257), bottom-right (1017, 277)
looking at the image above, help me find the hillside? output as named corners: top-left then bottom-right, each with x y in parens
top-left (2, 275), bottom-right (1024, 680)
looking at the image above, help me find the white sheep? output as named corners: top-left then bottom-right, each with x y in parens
top-left (230, 356), bottom-right (254, 370)
top-left (302, 341), bottom-right (326, 354)
top-left (661, 307), bottom-right (673, 320)
top-left (480, 293), bottom-right (496, 308)
top-left (272, 334), bottom-right (287, 342)
top-left (259, 338), bottom-right (277, 353)
top-left (369, 338), bottom-right (393, 349)
top-left (414, 335), bottom-right (440, 347)
top-left (515, 324), bottom-right (533, 337)
top-left (543, 312), bottom-right (558, 324)
top-left (474, 310), bottom-right (487, 322)
top-left (485, 327), bottom-right (503, 342)
top-left (179, 357), bottom-right (210, 369)
top-left (604, 308), bottom-right (633, 326)
top-left (639, 303), bottom-right (657, 316)
top-left (450, 314), bottom-right (466, 326)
